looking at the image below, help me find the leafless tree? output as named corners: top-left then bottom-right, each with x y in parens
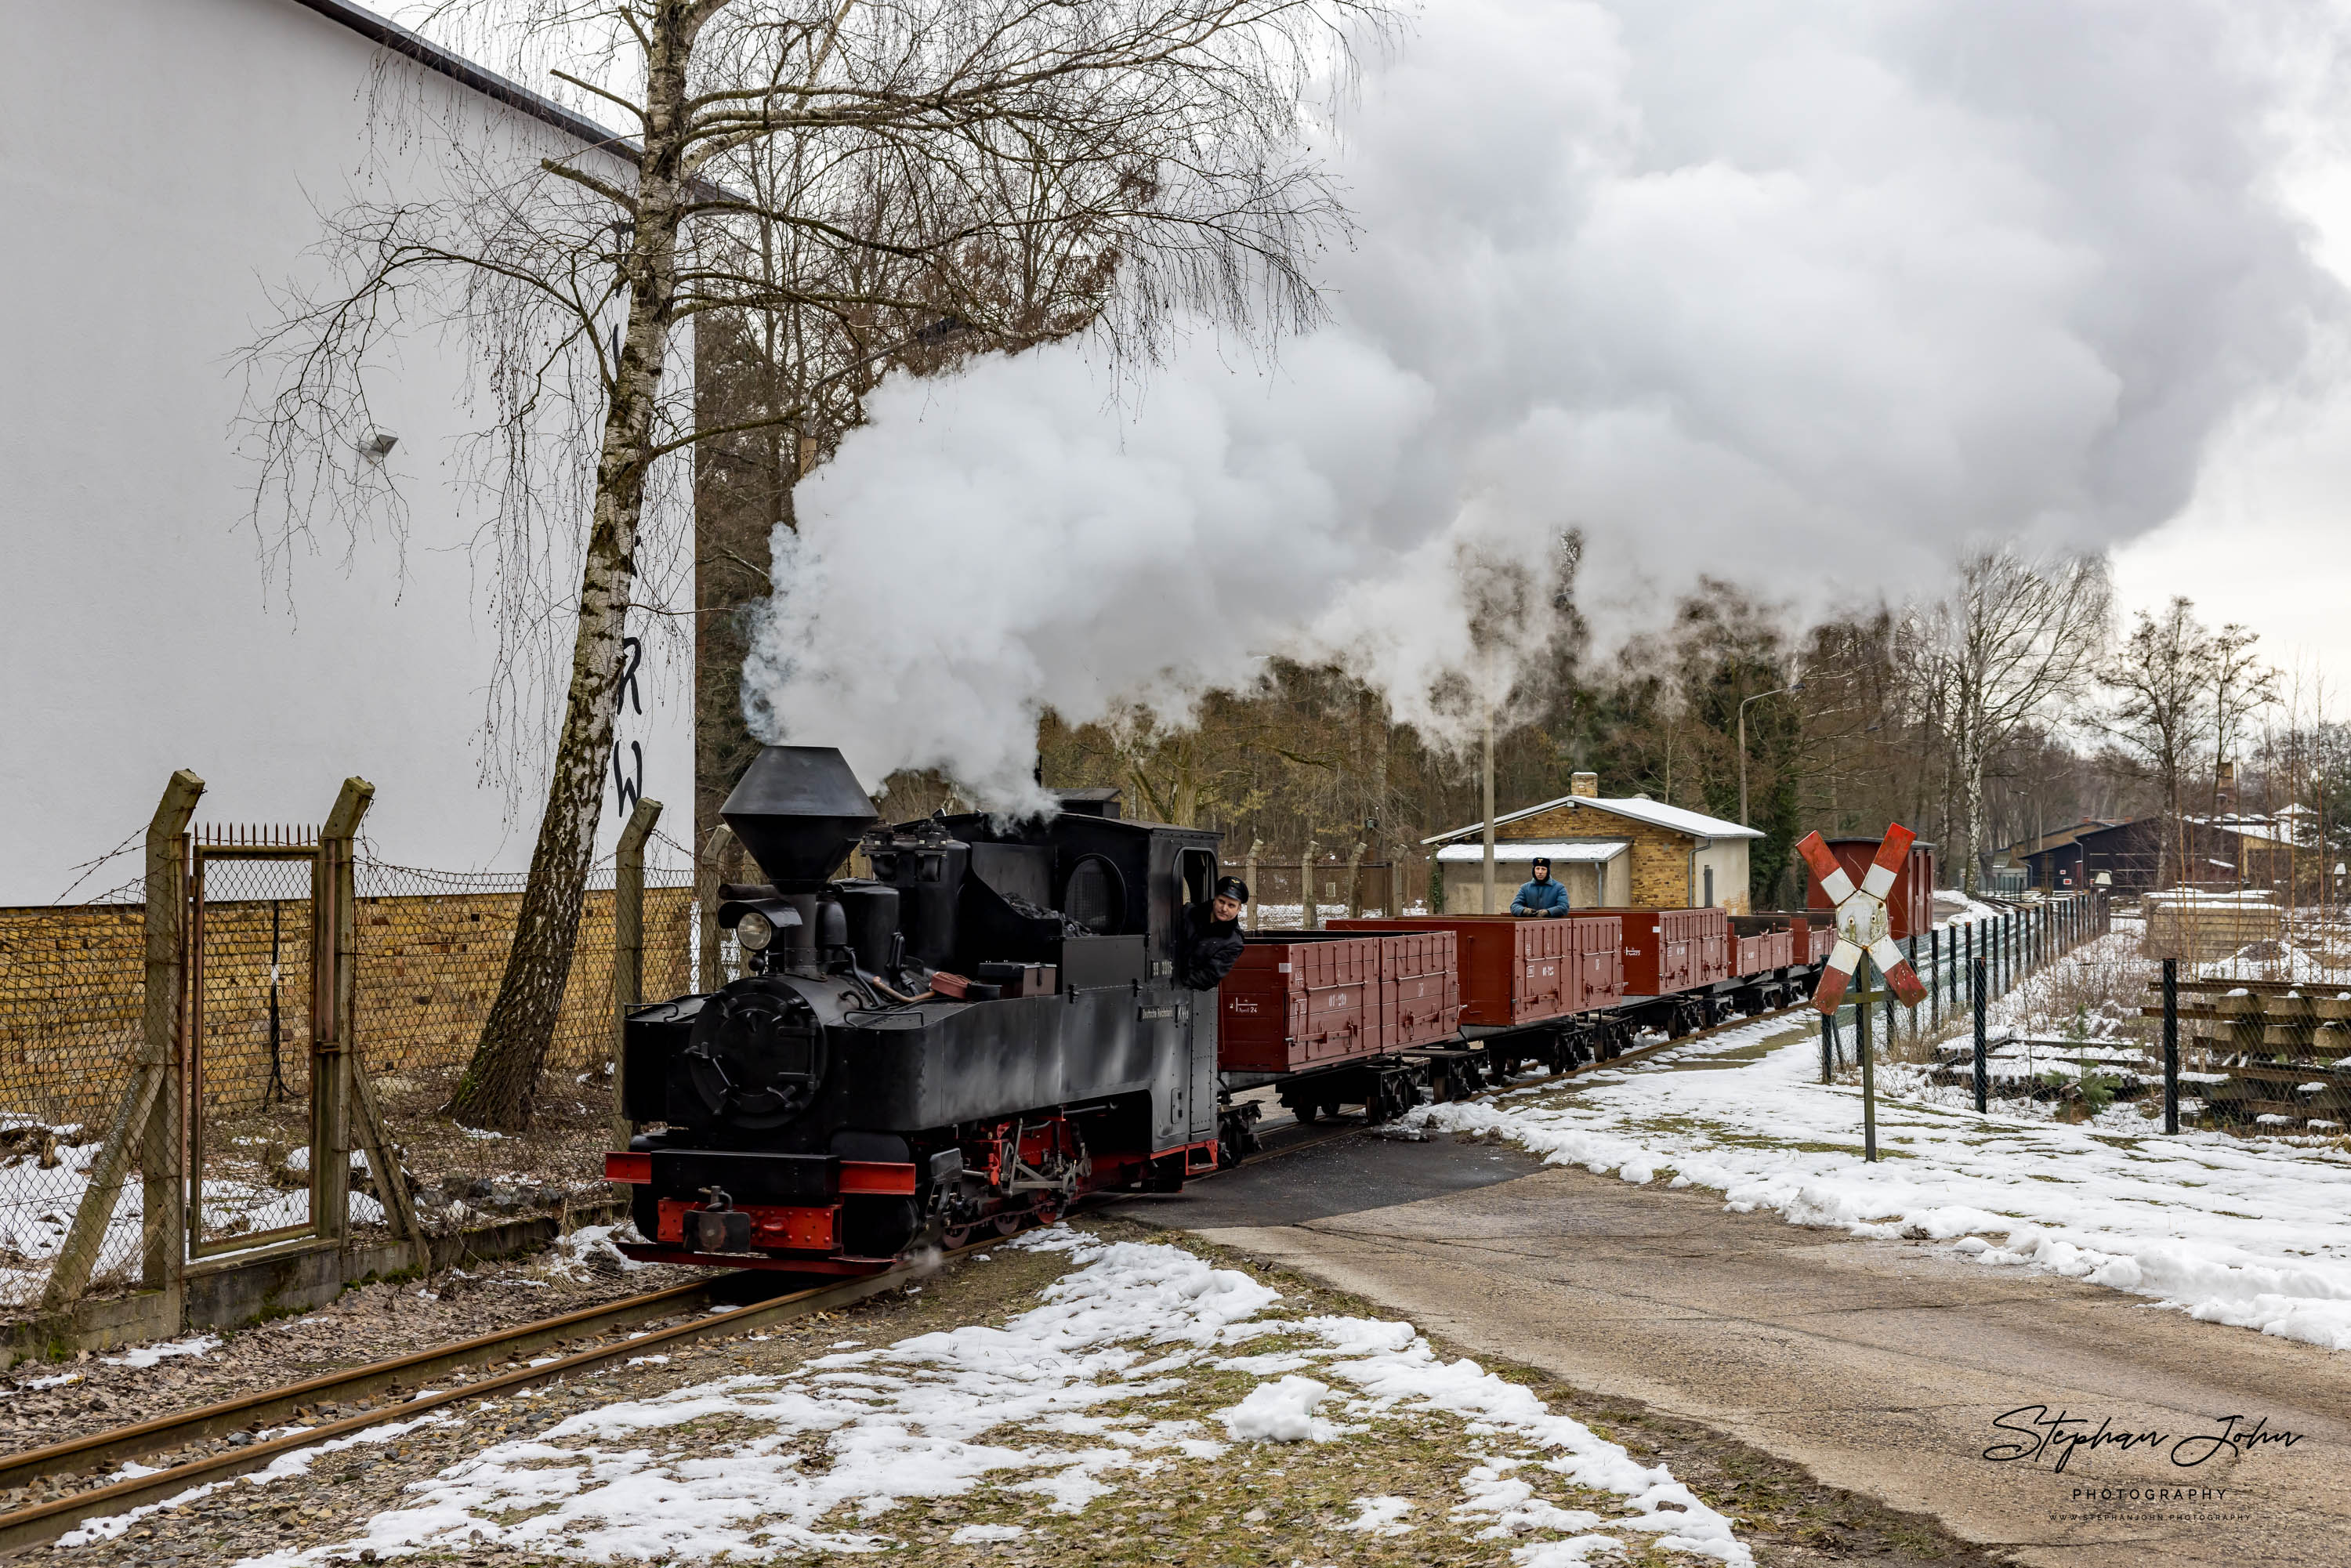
top-left (1896, 549), bottom-right (2112, 891)
top-left (246, 0), bottom-right (1381, 1128)
top-left (2208, 620), bottom-right (2280, 817)
top-left (2099, 596), bottom-right (2215, 885)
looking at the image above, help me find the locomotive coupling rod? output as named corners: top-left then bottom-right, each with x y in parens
top-left (0, 1264), bottom-right (927, 1556)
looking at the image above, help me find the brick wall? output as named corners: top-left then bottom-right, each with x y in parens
top-left (1505, 802), bottom-right (1698, 906)
top-left (0, 885), bottom-right (694, 1129)
top-left (1454, 800), bottom-right (1753, 913)
top-left (0, 906), bottom-right (142, 1131)
top-left (354, 885), bottom-right (694, 1081)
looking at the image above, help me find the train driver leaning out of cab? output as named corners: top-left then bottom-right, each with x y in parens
top-left (1510, 857), bottom-right (1571, 918)
top-left (1179, 877), bottom-right (1249, 990)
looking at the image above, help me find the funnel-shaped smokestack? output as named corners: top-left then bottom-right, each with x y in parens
top-left (720, 746), bottom-right (879, 891)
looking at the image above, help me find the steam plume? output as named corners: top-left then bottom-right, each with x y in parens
top-left (744, 0), bottom-right (2343, 811)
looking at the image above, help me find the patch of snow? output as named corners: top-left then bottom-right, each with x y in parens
top-left (102, 1333), bottom-right (219, 1369)
top-left (1217, 1375), bottom-right (1338, 1442)
top-left (1342, 1494), bottom-right (1416, 1535)
top-left (222, 1229), bottom-right (1746, 1566)
top-left (18, 1370), bottom-right (84, 1390)
top-left (539, 1222), bottom-right (652, 1281)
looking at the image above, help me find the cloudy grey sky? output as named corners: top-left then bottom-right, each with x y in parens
top-left (734, 0), bottom-right (2351, 804)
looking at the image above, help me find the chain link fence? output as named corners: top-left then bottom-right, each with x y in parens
top-left (0, 849), bottom-right (696, 1313)
top-left (0, 885), bottom-right (146, 1307)
top-left (350, 860), bottom-right (693, 1237)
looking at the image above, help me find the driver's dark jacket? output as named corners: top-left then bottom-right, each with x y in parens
top-left (1178, 900), bottom-right (1245, 990)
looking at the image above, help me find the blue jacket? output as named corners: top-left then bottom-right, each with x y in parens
top-left (1510, 876), bottom-right (1570, 916)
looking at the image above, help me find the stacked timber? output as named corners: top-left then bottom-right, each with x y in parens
top-left (2143, 978), bottom-right (2351, 1130)
top-left (2141, 894), bottom-right (2282, 962)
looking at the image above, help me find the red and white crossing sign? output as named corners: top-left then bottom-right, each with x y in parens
top-left (1798, 826), bottom-right (1929, 1013)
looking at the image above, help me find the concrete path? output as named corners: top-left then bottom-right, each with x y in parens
top-left (1125, 1134), bottom-right (2351, 1567)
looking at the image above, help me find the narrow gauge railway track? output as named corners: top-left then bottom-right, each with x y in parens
top-left (0, 998), bottom-right (1817, 1555)
top-left (0, 1262), bottom-right (925, 1555)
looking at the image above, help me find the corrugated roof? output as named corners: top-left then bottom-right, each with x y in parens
top-left (1422, 793), bottom-right (1761, 846)
top-left (1433, 839), bottom-right (1631, 864)
top-left (292, 0), bottom-right (630, 151)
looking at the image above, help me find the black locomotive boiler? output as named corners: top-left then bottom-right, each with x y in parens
top-left (608, 745), bottom-right (1224, 1273)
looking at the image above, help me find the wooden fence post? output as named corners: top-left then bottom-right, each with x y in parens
top-left (310, 779), bottom-right (371, 1246)
top-left (320, 778), bottom-right (425, 1250)
top-left (42, 772), bottom-right (204, 1315)
top-left (141, 771), bottom-right (205, 1305)
top-left (1244, 840), bottom-right (1262, 932)
top-left (1301, 841), bottom-right (1317, 932)
top-left (614, 797), bottom-right (663, 1152)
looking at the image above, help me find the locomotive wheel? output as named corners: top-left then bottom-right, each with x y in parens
top-left (994, 1211), bottom-right (1026, 1236)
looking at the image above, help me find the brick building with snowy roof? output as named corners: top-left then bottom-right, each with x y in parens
top-left (1421, 772), bottom-right (1763, 914)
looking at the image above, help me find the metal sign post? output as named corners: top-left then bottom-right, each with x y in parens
top-left (2161, 958), bottom-right (2179, 1135)
top-left (1856, 953), bottom-right (1878, 1162)
top-left (1799, 825), bottom-right (1926, 1164)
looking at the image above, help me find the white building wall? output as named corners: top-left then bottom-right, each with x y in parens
top-left (1693, 840), bottom-right (1752, 914)
top-left (0, 0), bottom-right (692, 902)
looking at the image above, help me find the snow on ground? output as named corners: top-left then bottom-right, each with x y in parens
top-left (198, 1228), bottom-right (1745, 1567)
top-left (0, 1146), bottom-right (384, 1306)
top-left (1933, 888), bottom-right (2008, 925)
top-left (100, 1333), bottom-right (219, 1370)
top-left (1411, 1003), bottom-right (2351, 1353)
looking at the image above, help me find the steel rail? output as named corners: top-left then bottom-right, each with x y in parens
top-left (0, 994), bottom-right (1824, 1555)
top-left (0, 1264), bottom-right (918, 1556)
top-left (0, 1277), bottom-right (723, 1497)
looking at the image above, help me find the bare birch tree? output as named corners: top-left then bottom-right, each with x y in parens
top-left (2208, 619), bottom-right (2280, 816)
top-left (248, 0), bottom-right (1378, 1128)
top-left (2099, 596), bottom-right (2215, 886)
top-left (1896, 549), bottom-right (2111, 891)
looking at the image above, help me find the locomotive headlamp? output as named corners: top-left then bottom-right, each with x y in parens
top-left (736, 909), bottom-right (777, 951)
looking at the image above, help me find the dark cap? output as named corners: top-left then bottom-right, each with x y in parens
top-left (1214, 876), bottom-right (1249, 903)
top-left (1531, 856), bottom-right (1552, 871)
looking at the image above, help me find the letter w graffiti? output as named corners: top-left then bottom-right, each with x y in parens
top-left (613, 741), bottom-right (643, 813)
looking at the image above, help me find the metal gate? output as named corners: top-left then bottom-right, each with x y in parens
top-left (186, 827), bottom-right (321, 1257)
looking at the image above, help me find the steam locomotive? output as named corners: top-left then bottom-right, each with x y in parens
top-left (609, 744), bottom-right (1849, 1276)
top-left (608, 745), bottom-right (1226, 1273)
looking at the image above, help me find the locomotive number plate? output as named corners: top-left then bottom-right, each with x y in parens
top-left (1137, 1004), bottom-right (1187, 1022)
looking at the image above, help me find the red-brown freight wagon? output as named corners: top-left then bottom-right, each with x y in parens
top-left (1728, 914), bottom-right (1798, 972)
top-left (1381, 927), bottom-right (1464, 1048)
top-left (1328, 914), bottom-right (1622, 1028)
top-left (1218, 932), bottom-right (1385, 1073)
top-left (1581, 907), bottom-right (1732, 995)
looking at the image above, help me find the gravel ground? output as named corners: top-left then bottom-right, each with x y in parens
top-left (0, 1229), bottom-right (700, 1514)
top-left (31, 1217), bottom-right (2009, 1566)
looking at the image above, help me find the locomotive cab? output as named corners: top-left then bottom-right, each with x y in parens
top-left (610, 746), bottom-right (1221, 1273)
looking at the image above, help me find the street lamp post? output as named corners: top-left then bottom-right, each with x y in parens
top-left (1737, 683), bottom-right (1803, 828)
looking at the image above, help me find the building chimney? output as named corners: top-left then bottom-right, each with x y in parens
top-left (1570, 772), bottom-right (1599, 799)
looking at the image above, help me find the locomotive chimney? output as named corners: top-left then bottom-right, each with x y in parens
top-left (719, 746), bottom-right (880, 892)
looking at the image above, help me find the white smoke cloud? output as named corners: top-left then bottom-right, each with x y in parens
top-left (744, 0), bottom-right (2345, 809)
